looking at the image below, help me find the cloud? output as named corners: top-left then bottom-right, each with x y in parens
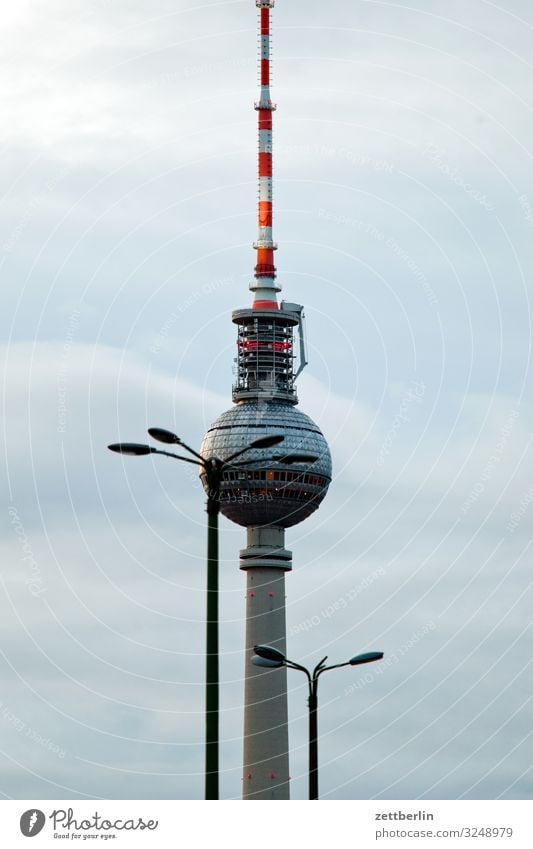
top-left (1, 0), bottom-right (533, 800)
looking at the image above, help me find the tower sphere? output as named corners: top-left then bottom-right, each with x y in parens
top-left (200, 401), bottom-right (331, 528)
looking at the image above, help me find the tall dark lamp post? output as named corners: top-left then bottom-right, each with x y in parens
top-left (253, 644), bottom-right (384, 800)
top-left (108, 429), bottom-right (317, 799)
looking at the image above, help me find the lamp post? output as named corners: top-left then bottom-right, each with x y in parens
top-left (108, 429), bottom-right (318, 799)
top-left (253, 645), bottom-right (384, 800)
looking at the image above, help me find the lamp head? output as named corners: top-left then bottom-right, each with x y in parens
top-left (148, 428), bottom-right (180, 445)
top-left (248, 434), bottom-right (284, 450)
top-left (280, 453), bottom-right (319, 465)
top-left (108, 443), bottom-right (153, 456)
top-left (349, 651), bottom-right (384, 666)
top-left (252, 656), bottom-right (283, 669)
top-left (253, 644), bottom-right (286, 664)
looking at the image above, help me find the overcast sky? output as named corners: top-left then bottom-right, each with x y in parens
top-left (1, 0), bottom-right (533, 800)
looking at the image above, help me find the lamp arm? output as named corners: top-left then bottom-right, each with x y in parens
top-left (155, 449), bottom-right (205, 467)
top-left (224, 441), bottom-right (274, 462)
top-left (285, 660), bottom-right (312, 687)
top-left (222, 454), bottom-right (280, 470)
top-left (177, 441), bottom-right (205, 461)
top-left (315, 661), bottom-right (350, 679)
top-left (313, 656), bottom-right (328, 678)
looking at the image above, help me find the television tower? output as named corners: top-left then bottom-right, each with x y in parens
top-left (200, 0), bottom-right (332, 800)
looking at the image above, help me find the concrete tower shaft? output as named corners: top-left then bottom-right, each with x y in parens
top-left (241, 527), bottom-right (291, 799)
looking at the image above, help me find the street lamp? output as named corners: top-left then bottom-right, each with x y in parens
top-left (108, 428), bottom-right (317, 799)
top-left (253, 645), bottom-right (384, 800)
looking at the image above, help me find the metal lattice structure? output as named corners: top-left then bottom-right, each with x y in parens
top-left (232, 309), bottom-right (297, 402)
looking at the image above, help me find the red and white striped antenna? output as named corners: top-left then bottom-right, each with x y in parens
top-left (252, 0), bottom-right (280, 310)
top-left (232, 0), bottom-right (308, 403)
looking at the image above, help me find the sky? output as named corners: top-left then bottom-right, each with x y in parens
top-left (1, 0), bottom-right (533, 800)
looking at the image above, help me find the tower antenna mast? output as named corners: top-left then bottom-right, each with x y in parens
top-left (253, 1), bottom-right (280, 310)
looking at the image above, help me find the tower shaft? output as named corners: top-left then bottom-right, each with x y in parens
top-left (241, 527), bottom-right (291, 799)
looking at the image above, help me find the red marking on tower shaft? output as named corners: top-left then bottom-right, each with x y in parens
top-left (258, 111), bottom-right (272, 131)
top-left (261, 59), bottom-right (270, 85)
